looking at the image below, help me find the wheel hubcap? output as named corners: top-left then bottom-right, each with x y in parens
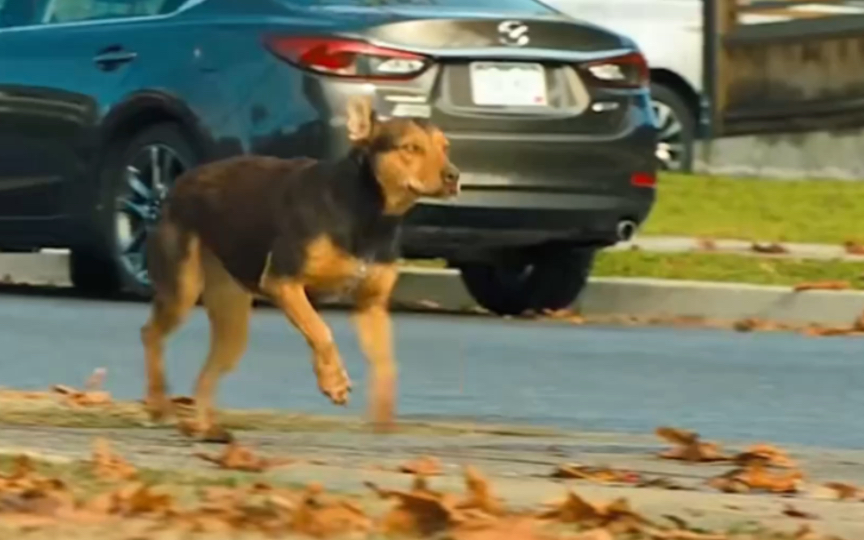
top-left (115, 144), bottom-right (188, 287)
top-left (651, 100), bottom-right (686, 171)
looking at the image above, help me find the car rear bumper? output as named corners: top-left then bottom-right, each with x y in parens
top-left (402, 187), bottom-right (654, 260)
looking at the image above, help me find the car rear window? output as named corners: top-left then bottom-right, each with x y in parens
top-left (287, 0), bottom-right (556, 15)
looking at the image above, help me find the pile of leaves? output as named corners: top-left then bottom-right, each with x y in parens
top-left (0, 440), bottom-right (771, 540)
top-left (655, 426), bottom-right (864, 501)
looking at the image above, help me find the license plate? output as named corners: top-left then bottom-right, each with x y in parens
top-left (469, 62), bottom-right (548, 107)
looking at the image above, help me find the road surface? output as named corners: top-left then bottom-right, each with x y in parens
top-left (0, 290), bottom-right (862, 449)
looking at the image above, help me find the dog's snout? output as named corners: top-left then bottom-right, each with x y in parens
top-left (443, 164), bottom-right (460, 184)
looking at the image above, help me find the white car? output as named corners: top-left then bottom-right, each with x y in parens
top-left (543, 0), bottom-right (703, 172)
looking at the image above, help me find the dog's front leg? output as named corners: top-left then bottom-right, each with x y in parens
top-left (263, 279), bottom-right (352, 405)
top-left (354, 264), bottom-right (399, 432)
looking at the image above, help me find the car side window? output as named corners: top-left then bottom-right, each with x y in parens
top-left (43, 0), bottom-right (177, 24)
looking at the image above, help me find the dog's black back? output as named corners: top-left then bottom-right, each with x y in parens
top-left (163, 150), bottom-right (401, 293)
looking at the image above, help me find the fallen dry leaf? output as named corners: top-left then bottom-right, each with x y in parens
top-left (398, 455), bottom-right (442, 476)
top-left (90, 438), bottom-right (137, 481)
top-left (696, 238), bottom-right (717, 251)
top-left (51, 369), bottom-right (112, 407)
top-left (655, 427), bottom-right (728, 462)
top-left (537, 491), bottom-right (649, 534)
top-left (291, 483), bottom-right (373, 538)
top-left (751, 242), bottom-right (788, 254)
top-left (733, 318), bottom-right (786, 333)
top-left (551, 463), bottom-right (642, 484)
top-left (457, 466), bottom-right (506, 517)
top-left (540, 309), bottom-right (585, 324)
top-left (793, 281), bottom-right (851, 292)
top-left (636, 477), bottom-right (689, 490)
top-left (732, 444), bottom-right (796, 469)
top-left (367, 476), bottom-right (456, 537)
top-left (821, 481), bottom-right (861, 501)
top-left (194, 441), bottom-right (294, 472)
top-left (708, 463), bottom-right (803, 494)
top-left (843, 241), bottom-right (864, 255)
top-left (449, 516), bottom-right (558, 540)
top-left (782, 503), bottom-right (817, 520)
top-left (799, 325), bottom-right (859, 338)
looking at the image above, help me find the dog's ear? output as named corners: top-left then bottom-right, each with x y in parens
top-left (346, 95), bottom-right (377, 144)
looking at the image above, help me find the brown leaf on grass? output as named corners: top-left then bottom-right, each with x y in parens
top-left (793, 281), bottom-right (851, 292)
top-left (194, 441), bottom-right (294, 472)
top-left (551, 463), bottom-right (642, 484)
top-left (843, 241), bottom-right (864, 255)
top-left (732, 444), bottom-right (796, 469)
top-left (655, 427), bottom-right (729, 463)
top-left (708, 464), bottom-right (803, 494)
top-left (90, 438), bottom-right (137, 481)
top-left (537, 491), bottom-right (649, 534)
top-left (751, 242), bottom-right (788, 254)
top-left (291, 483), bottom-right (372, 538)
top-left (398, 455), bottom-right (442, 476)
top-left (782, 504), bottom-right (817, 520)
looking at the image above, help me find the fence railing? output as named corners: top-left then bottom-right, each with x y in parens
top-left (703, 0), bottom-right (864, 138)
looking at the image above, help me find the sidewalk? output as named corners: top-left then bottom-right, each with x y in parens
top-left (610, 235), bottom-right (864, 261)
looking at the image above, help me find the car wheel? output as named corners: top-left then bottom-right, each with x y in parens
top-left (457, 248), bottom-right (596, 316)
top-left (650, 82), bottom-right (696, 173)
top-left (70, 123), bottom-right (197, 297)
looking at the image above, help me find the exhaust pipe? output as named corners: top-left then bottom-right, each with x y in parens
top-left (616, 220), bottom-right (637, 242)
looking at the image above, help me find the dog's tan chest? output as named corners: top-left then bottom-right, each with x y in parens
top-left (299, 236), bottom-right (369, 291)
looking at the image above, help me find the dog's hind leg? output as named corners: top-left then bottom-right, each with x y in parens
top-left (141, 221), bottom-right (203, 423)
top-left (183, 249), bottom-right (252, 443)
top-left (354, 264), bottom-right (399, 432)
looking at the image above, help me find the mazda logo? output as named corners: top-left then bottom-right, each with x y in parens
top-left (498, 20), bottom-right (530, 47)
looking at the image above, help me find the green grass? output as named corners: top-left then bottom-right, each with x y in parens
top-left (593, 250), bottom-right (864, 287)
top-left (642, 173), bottom-right (864, 244)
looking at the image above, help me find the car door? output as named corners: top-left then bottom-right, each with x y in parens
top-left (0, 0), bottom-right (161, 225)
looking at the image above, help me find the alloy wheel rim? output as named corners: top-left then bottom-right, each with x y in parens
top-left (652, 99), bottom-right (687, 171)
top-left (114, 144), bottom-right (188, 287)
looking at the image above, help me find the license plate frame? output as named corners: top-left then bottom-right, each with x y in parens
top-left (469, 61), bottom-right (549, 108)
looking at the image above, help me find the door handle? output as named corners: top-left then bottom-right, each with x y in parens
top-left (93, 48), bottom-right (137, 70)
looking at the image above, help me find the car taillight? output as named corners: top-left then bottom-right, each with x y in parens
top-left (264, 36), bottom-right (430, 80)
top-left (582, 52), bottom-right (649, 88)
top-left (631, 172), bottom-right (656, 188)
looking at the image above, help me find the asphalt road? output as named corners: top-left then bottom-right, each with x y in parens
top-left (1, 291), bottom-right (862, 449)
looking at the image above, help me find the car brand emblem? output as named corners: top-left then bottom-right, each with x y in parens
top-left (497, 20), bottom-right (530, 47)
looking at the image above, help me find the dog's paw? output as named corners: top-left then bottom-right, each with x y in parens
top-left (143, 395), bottom-right (177, 424)
top-left (313, 349), bottom-right (352, 406)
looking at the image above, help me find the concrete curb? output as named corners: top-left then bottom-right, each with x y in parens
top-left (4, 253), bottom-right (864, 326)
top-left (394, 269), bottom-right (864, 326)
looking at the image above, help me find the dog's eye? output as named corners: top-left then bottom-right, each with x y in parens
top-left (402, 143), bottom-right (424, 155)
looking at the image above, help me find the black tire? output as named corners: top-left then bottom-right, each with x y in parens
top-left (650, 82), bottom-right (696, 173)
top-left (70, 123), bottom-right (198, 297)
top-left (457, 248), bottom-right (596, 316)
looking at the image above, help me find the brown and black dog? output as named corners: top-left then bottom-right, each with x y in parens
top-left (140, 96), bottom-right (460, 442)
